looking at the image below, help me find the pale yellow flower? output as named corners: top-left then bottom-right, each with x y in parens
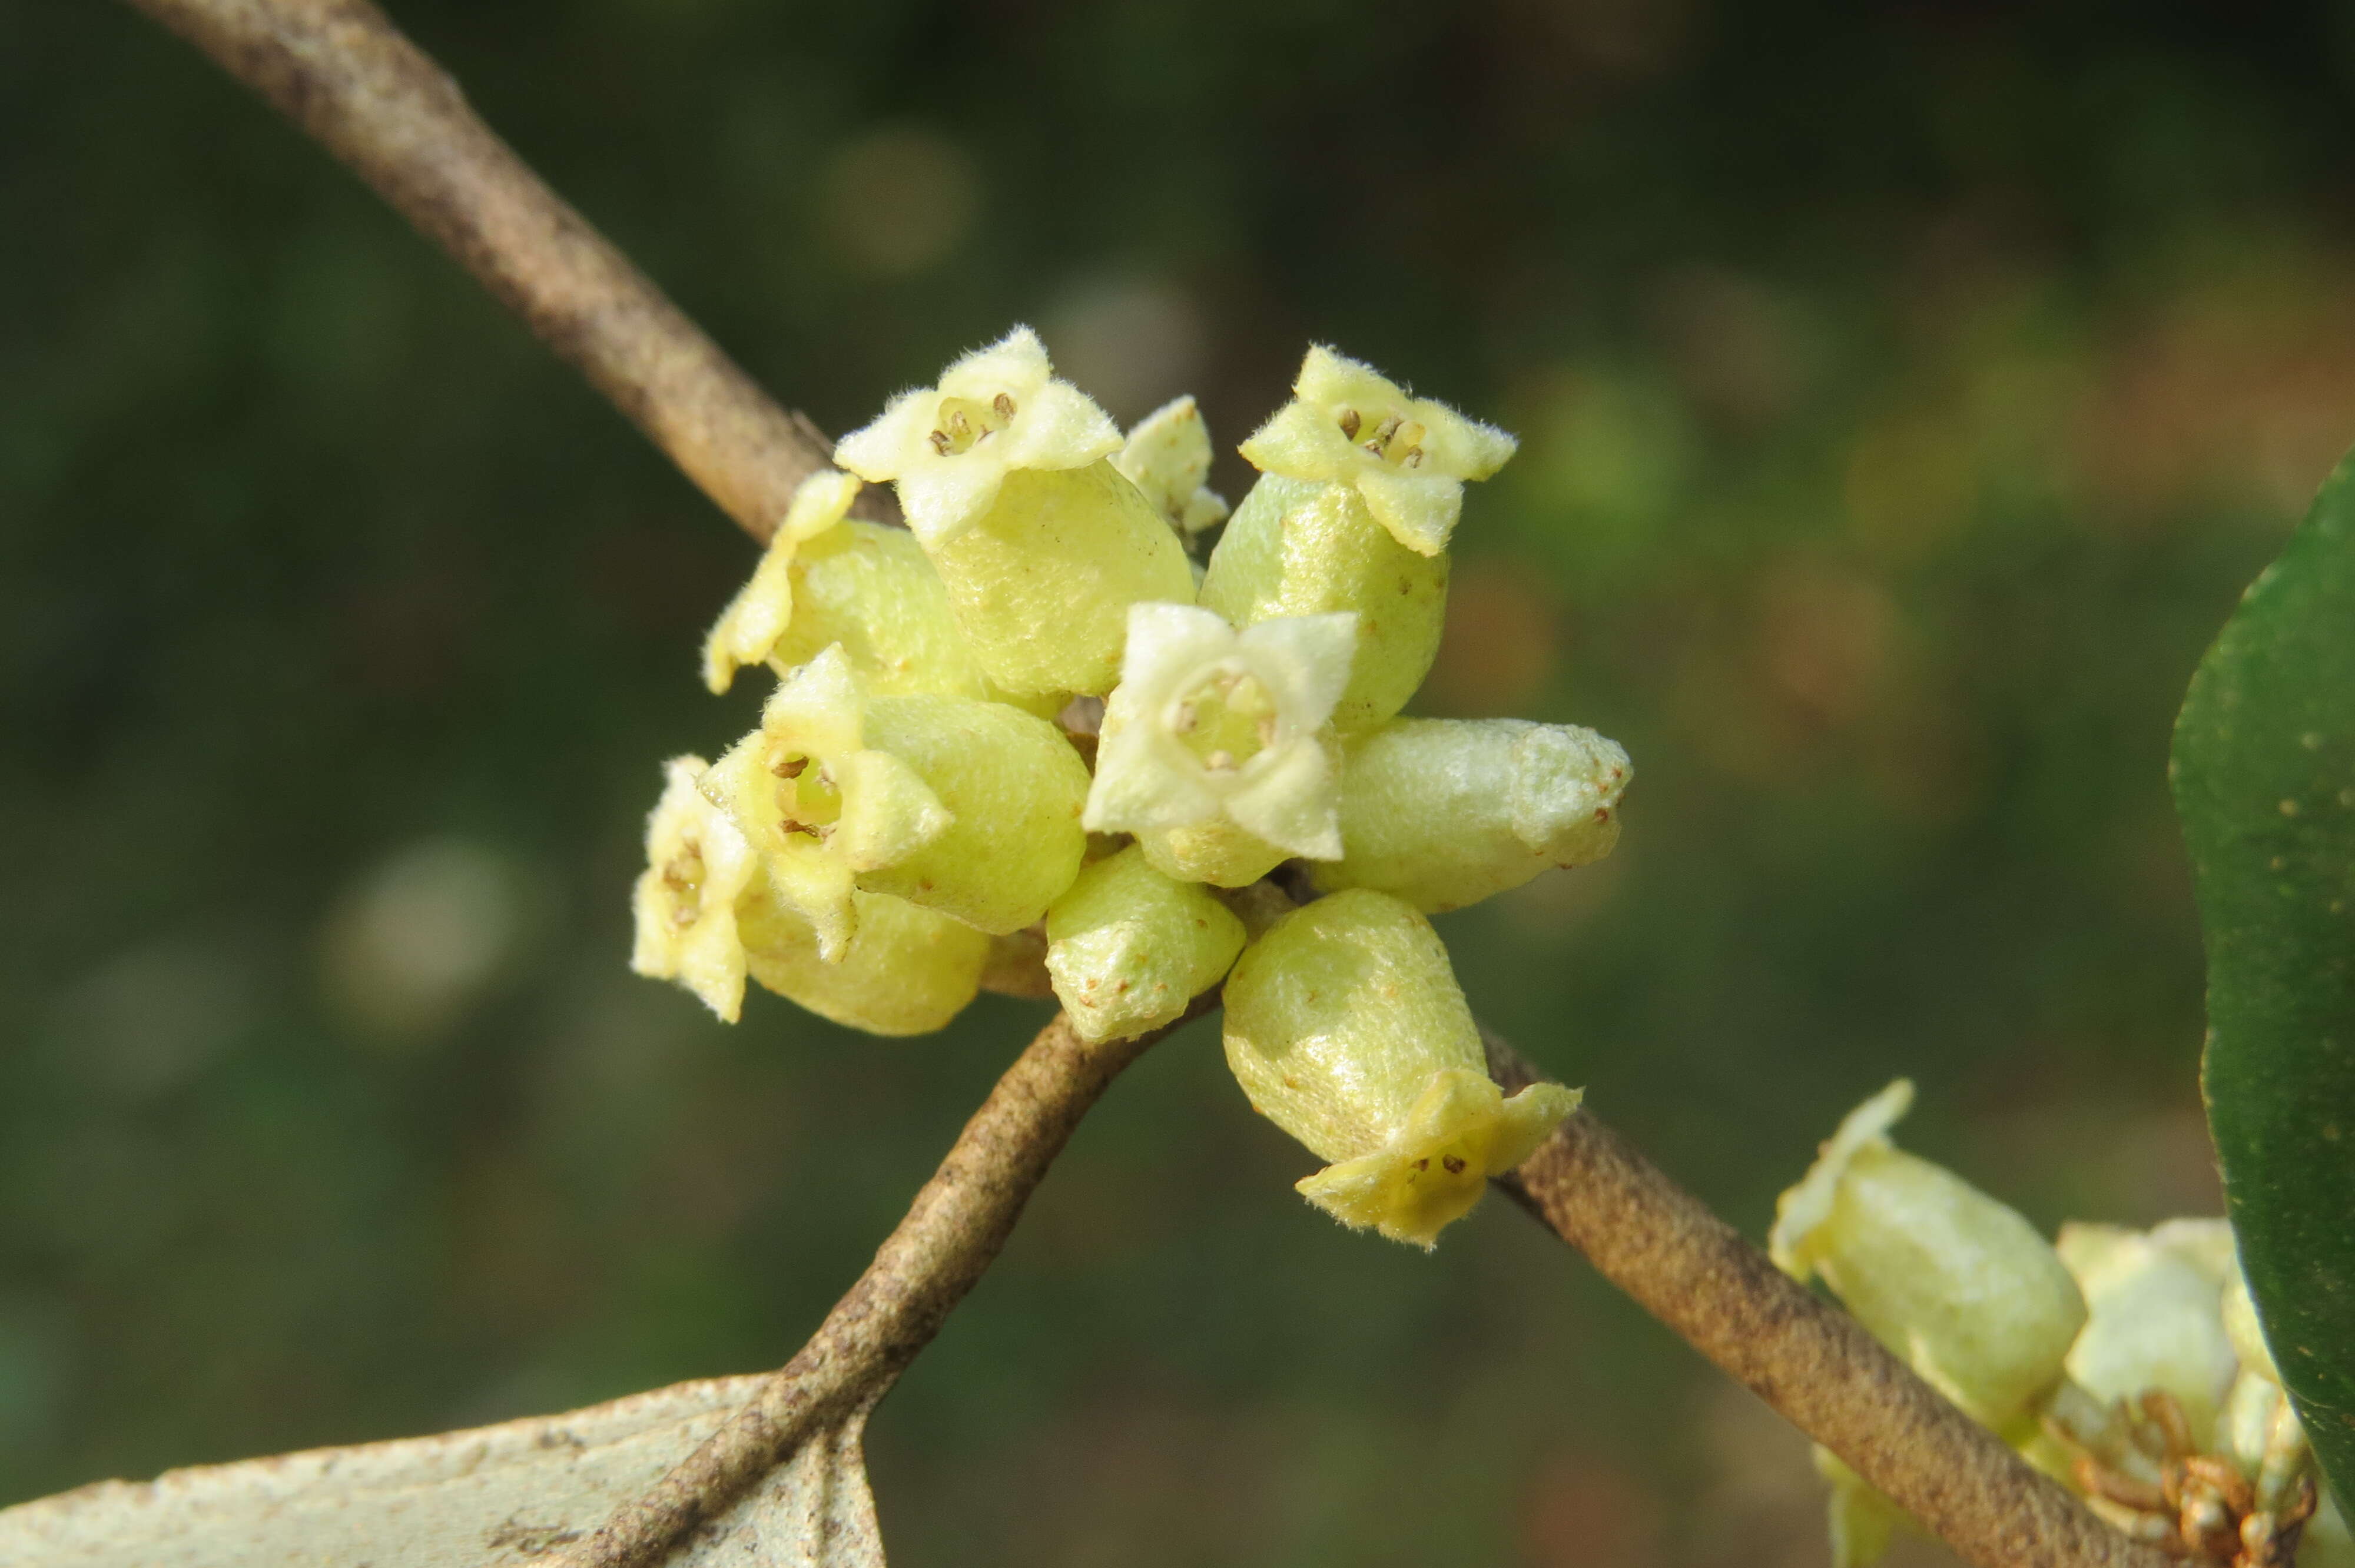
top-left (1237, 345), bottom-right (1515, 556)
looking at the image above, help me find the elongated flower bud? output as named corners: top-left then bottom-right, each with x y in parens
top-left (1086, 603), bottom-right (1356, 881)
top-left (833, 327), bottom-right (1194, 696)
top-left (1311, 717), bottom-right (1631, 911)
top-left (1771, 1081), bottom-right (2086, 1428)
top-left (704, 471), bottom-right (991, 700)
top-left (1198, 476), bottom-right (1446, 733)
top-left (631, 756), bottom-right (760, 1021)
top-left (703, 646), bottom-right (1089, 951)
top-left (1044, 845), bottom-right (1246, 1041)
top-left (1237, 345), bottom-right (1515, 557)
top-left (1222, 889), bottom-right (1578, 1248)
top-left (2055, 1220), bottom-right (2241, 1451)
top-left (738, 885), bottom-right (987, 1037)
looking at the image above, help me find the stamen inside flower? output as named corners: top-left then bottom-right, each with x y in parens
top-left (661, 846), bottom-right (707, 926)
top-left (1168, 668), bottom-right (1279, 774)
top-left (1328, 403), bottom-right (1428, 467)
top-left (771, 750), bottom-right (843, 839)
top-left (927, 393), bottom-right (1017, 456)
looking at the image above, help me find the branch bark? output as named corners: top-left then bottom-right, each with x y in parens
top-left (120, 0), bottom-right (871, 543)
top-left (121, 8), bottom-right (2171, 1568)
top-left (552, 1003), bottom-right (1209, 1568)
top-left (1484, 1032), bottom-right (2171, 1568)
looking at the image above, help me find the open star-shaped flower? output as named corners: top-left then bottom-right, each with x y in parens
top-left (1113, 395), bottom-right (1230, 538)
top-left (701, 468), bottom-right (863, 695)
top-left (1083, 602), bottom-right (1356, 860)
top-left (700, 646), bottom-right (954, 961)
top-left (631, 755), bottom-right (760, 1021)
top-left (832, 326), bottom-right (1121, 544)
top-left (1237, 345), bottom-right (1516, 556)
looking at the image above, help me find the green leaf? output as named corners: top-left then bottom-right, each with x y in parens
top-left (2173, 449), bottom-right (2355, 1491)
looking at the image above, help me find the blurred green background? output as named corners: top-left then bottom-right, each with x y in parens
top-left (7, 2), bottom-right (2352, 1563)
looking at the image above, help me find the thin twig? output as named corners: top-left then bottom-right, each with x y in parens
top-left (554, 1002), bottom-right (1211, 1568)
top-left (122, 8), bottom-right (2167, 1567)
top-left (119, 0), bottom-right (879, 543)
top-left (1484, 1031), bottom-right (2172, 1568)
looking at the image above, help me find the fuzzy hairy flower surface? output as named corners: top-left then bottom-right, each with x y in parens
top-left (631, 755), bottom-right (760, 1022)
top-left (1238, 345), bottom-right (1516, 556)
top-left (1222, 889), bottom-right (1577, 1248)
top-left (1772, 1080), bottom-right (2087, 1429)
top-left (632, 332), bottom-right (1628, 1248)
top-left (703, 469), bottom-right (992, 702)
top-left (1314, 717), bottom-right (1631, 911)
top-left (702, 645), bottom-right (1087, 957)
top-left (1044, 845), bottom-right (1245, 1042)
top-left (703, 469), bottom-right (864, 694)
top-left (833, 326), bottom-right (1121, 545)
top-left (1198, 475), bottom-right (1448, 733)
top-left (1115, 396), bottom-right (1230, 538)
top-left (1084, 602), bottom-right (1355, 861)
top-left (738, 885), bottom-right (989, 1037)
top-left (1776, 1111), bottom-right (2351, 1568)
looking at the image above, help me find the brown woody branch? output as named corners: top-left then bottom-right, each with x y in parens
top-left (1484, 1032), bottom-right (2168, 1568)
top-left (121, 5), bottom-right (2171, 1567)
top-left (551, 1004), bottom-right (1209, 1568)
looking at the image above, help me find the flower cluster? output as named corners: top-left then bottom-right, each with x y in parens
top-left (633, 328), bottom-right (1630, 1247)
top-left (1774, 1083), bottom-right (2350, 1568)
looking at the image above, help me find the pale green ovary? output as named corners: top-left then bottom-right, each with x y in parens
top-left (1313, 717), bottom-right (1631, 912)
top-left (738, 884), bottom-right (987, 1037)
top-left (764, 520), bottom-right (992, 698)
top-left (1044, 845), bottom-right (1246, 1041)
top-left (1200, 474), bottom-right (1447, 733)
top-left (923, 461), bottom-right (1196, 697)
top-left (857, 693), bottom-right (1090, 934)
top-left (1135, 818), bottom-right (1290, 889)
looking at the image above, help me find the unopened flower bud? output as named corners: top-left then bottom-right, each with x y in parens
top-left (1311, 717), bottom-right (1631, 911)
top-left (1044, 845), bottom-right (1246, 1041)
top-left (1198, 476), bottom-right (1446, 733)
top-left (738, 886), bottom-right (988, 1037)
top-left (834, 327), bottom-right (1195, 696)
top-left (1222, 889), bottom-right (1579, 1248)
top-left (703, 470), bottom-right (990, 700)
top-left (2055, 1220), bottom-right (2241, 1451)
top-left (1086, 603), bottom-right (1356, 881)
top-left (704, 646), bottom-right (1089, 951)
top-left (1236, 345), bottom-right (1515, 558)
top-left (631, 755), bottom-right (760, 1021)
top-left (1771, 1081), bottom-right (2087, 1427)
top-left (1115, 395), bottom-right (1229, 539)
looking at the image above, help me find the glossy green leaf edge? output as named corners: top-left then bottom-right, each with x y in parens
top-left (2173, 449), bottom-right (2355, 1492)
